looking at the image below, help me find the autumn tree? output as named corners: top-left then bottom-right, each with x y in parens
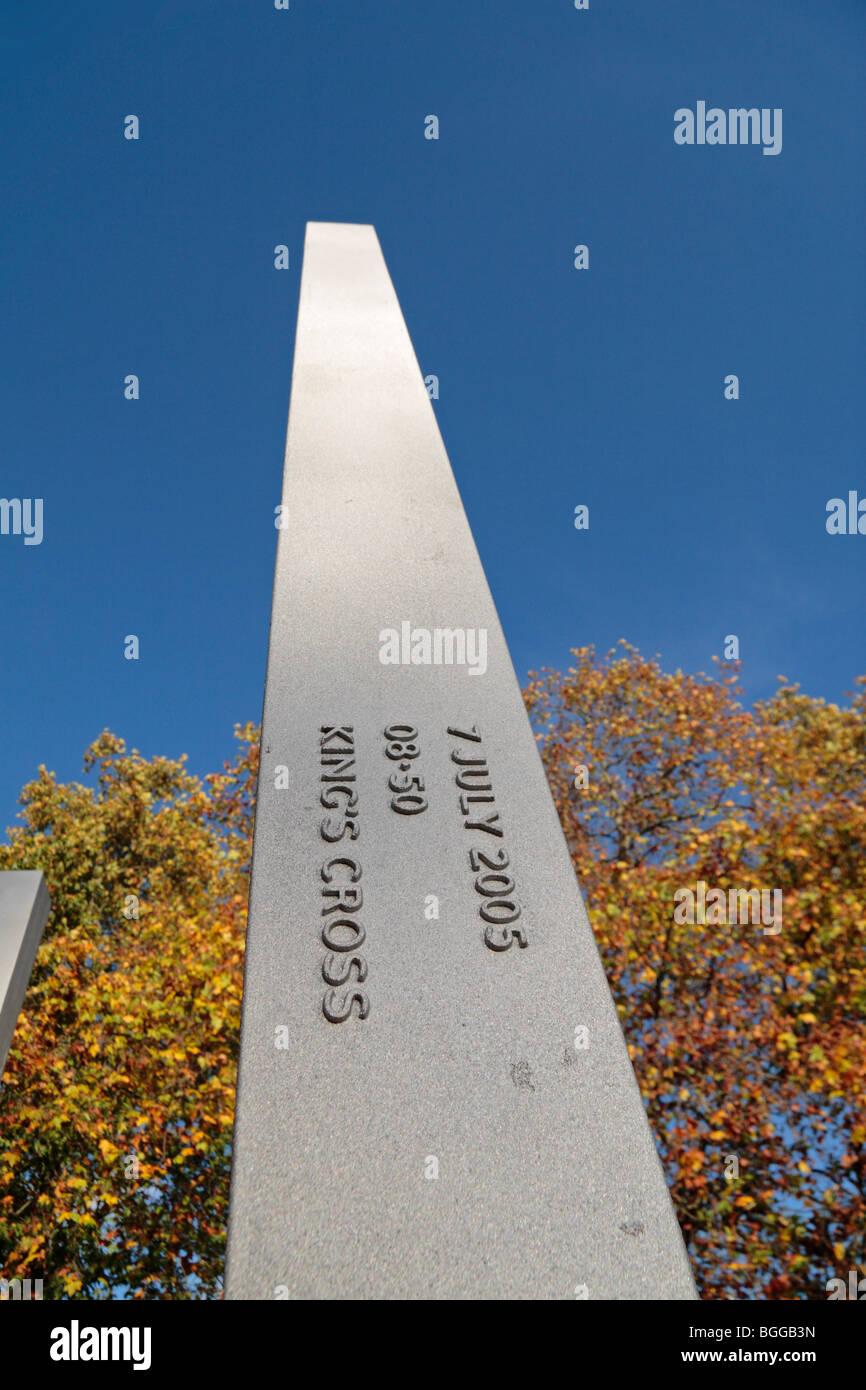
top-left (0, 726), bottom-right (258, 1299)
top-left (2, 647), bottom-right (863, 1300)
top-left (525, 643), bottom-right (866, 1298)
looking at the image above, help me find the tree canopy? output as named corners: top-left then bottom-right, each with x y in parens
top-left (0, 727), bottom-right (257, 1298)
top-left (526, 644), bottom-right (866, 1297)
top-left (1, 646), bottom-right (863, 1298)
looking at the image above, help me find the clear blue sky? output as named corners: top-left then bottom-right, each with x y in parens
top-left (1, 0), bottom-right (863, 829)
